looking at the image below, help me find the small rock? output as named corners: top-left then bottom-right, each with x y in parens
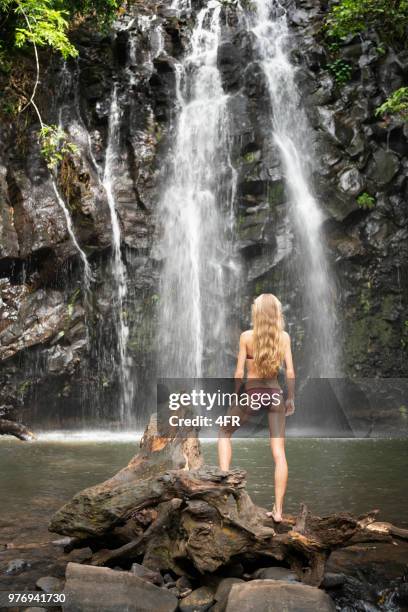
top-left (338, 167), bottom-right (365, 196)
top-left (368, 149), bottom-right (400, 186)
top-left (168, 586), bottom-right (180, 597)
top-left (321, 572), bottom-right (346, 588)
top-left (396, 582), bottom-right (408, 605)
top-left (67, 546), bottom-right (93, 563)
top-left (179, 585), bottom-right (215, 612)
top-left (163, 572), bottom-right (174, 583)
top-left (36, 576), bottom-right (63, 593)
top-left (131, 562), bottom-right (164, 586)
top-left (251, 567), bottom-right (298, 582)
top-left (214, 578), bottom-right (244, 608)
top-left (5, 558), bottom-right (31, 575)
top-left (176, 575), bottom-right (193, 590)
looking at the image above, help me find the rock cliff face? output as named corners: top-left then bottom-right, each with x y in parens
top-left (0, 0), bottom-right (407, 429)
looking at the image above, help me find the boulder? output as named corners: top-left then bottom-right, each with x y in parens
top-left (63, 563), bottom-right (178, 612)
top-left (224, 580), bottom-right (336, 612)
top-left (368, 149), bottom-right (400, 186)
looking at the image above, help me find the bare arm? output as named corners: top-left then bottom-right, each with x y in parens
top-left (283, 332), bottom-right (295, 414)
top-left (234, 333), bottom-right (247, 393)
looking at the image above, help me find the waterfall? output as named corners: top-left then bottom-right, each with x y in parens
top-left (53, 63), bottom-right (93, 295)
top-left (157, 1), bottom-right (238, 378)
top-left (250, 0), bottom-right (340, 376)
top-left (102, 86), bottom-right (134, 424)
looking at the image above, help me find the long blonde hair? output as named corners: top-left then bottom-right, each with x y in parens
top-left (252, 294), bottom-right (284, 378)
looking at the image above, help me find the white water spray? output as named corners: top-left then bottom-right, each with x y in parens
top-left (102, 86), bottom-right (134, 423)
top-left (157, 1), bottom-right (238, 378)
top-left (251, 0), bottom-right (339, 376)
top-left (56, 64), bottom-right (93, 294)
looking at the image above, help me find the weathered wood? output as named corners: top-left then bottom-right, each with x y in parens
top-left (364, 521), bottom-right (408, 540)
top-left (0, 418), bottom-right (35, 441)
top-left (90, 499), bottom-right (183, 567)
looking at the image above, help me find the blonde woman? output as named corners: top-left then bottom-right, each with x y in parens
top-left (218, 294), bottom-right (295, 522)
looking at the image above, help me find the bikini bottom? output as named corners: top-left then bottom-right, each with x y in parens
top-left (242, 387), bottom-right (284, 413)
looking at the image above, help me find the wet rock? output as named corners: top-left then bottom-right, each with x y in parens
top-left (5, 559), bottom-right (31, 575)
top-left (346, 132), bottom-right (366, 158)
top-left (0, 290), bottom-right (67, 361)
top-left (367, 149), bottom-right (400, 186)
top-left (329, 234), bottom-right (365, 259)
top-left (338, 168), bottom-right (365, 196)
top-left (251, 567), bottom-right (298, 582)
top-left (387, 126), bottom-right (408, 157)
top-left (64, 563), bottom-right (178, 612)
top-left (224, 580), bottom-right (336, 611)
top-left (326, 541), bottom-right (408, 609)
top-left (317, 108), bottom-right (354, 147)
top-left (396, 582), bottom-right (408, 606)
top-left (218, 41), bottom-right (242, 91)
top-left (178, 585), bottom-right (215, 612)
top-left (36, 575), bottom-right (64, 592)
top-left (309, 74), bottom-right (335, 105)
top-left (321, 572), bottom-right (346, 589)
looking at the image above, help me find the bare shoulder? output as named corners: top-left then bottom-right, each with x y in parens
top-left (282, 330), bottom-right (291, 345)
top-left (240, 329), bottom-right (252, 345)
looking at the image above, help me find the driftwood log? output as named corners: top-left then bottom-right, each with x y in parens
top-left (0, 418), bottom-right (35, 440)
top-left (49, 415), bottom-right (407, 587)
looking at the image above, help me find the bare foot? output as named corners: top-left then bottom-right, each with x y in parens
top-left (266, 504), bottom-right (282, 523)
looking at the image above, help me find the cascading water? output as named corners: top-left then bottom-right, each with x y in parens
top-left (157, 1), bottom-right (238, 378)
top-left (250, 0), bottom-right (340, 376)
top-left (52, 63), bottom-right (93, 295)
top-left (102, 86), bottom-right (134, 425)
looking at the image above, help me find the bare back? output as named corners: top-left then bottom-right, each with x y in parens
top-left (236, 329), bottom-right (293, 388)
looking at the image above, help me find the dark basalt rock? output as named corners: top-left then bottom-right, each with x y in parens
top-left (0, 0), bottom-right (407, 428)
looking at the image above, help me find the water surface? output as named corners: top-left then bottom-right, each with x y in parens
top-left (0, 437), bottom-right (406, 545)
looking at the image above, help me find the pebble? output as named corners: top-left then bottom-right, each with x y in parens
top-left (36, 575), bottom-right (64, 593)
top-left (5, 559), bottom-right (31, 575)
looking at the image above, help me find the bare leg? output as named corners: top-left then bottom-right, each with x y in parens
top-left (218, 405), bottom-right (249, 471)
top-left (267, 404), bottom-right (287, 521)
top-left (218, 434), bottom-right (232, 471)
